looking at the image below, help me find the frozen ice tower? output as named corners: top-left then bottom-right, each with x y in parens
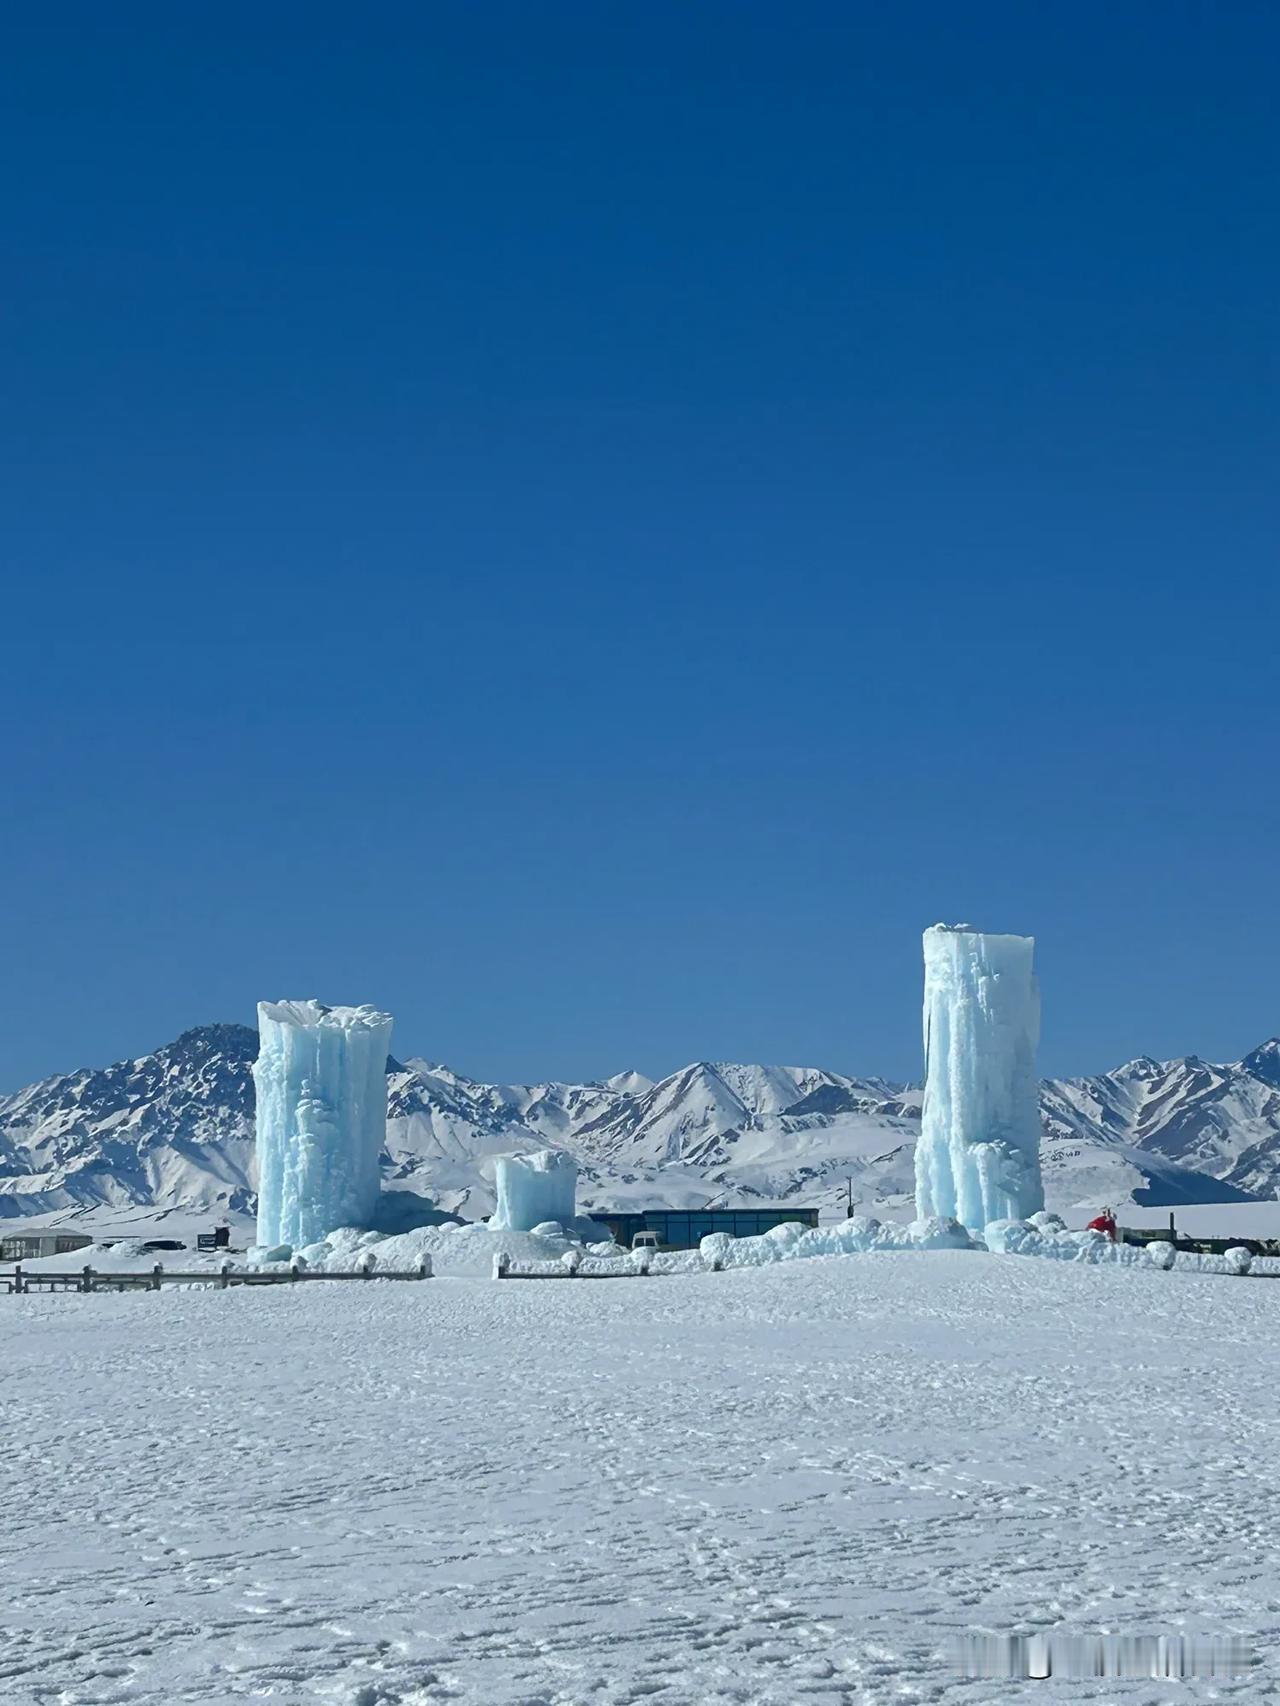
top-left (915, 925), bottom-right (1044, 1231)
top-left (490, 1149), bottom-right (578, 1232)
top-left (254, 1000), bottom-right (394, 1249)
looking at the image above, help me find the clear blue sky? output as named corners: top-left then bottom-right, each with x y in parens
top-left (3, 2), bottom-right (1276, 1090)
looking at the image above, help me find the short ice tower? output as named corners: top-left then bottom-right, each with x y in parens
top-left (490, 1149), bottom-right (578, 1232)
top-left (915, 924), bottom-right (1044, 1232)
top-left (254, 999), bottom-right (394, 1249)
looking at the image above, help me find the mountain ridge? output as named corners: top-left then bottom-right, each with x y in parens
top-left (1, 1024), bottom-right (1277, 1226)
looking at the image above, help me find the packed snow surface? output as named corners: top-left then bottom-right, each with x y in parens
top-left (916, 924), bottom-right (1045, 1230)
top-left (253, 1000), bottom-right (393, 1249)
top-left (3, 1255), bottom-right (1275, 1704)
top-left (490, 1146), bottom-right (577, 1231)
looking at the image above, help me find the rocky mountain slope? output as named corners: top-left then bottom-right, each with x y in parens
top-left (1, 1024), bottom-right (1276, 1228)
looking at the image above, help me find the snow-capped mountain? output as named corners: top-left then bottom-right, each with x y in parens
top-left (1, 1024), bottom-right (1277, 1229)
top-left (0, 1025), bottom-right (259, 1221)
top-left (1040, 1044), bottom-right (1280, 1199)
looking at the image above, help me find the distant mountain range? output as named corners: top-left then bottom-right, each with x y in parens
top-left (1, 1024), bottom-right (1278, 1228)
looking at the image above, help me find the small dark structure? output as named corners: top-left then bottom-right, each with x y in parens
top-left (591, 1207), bottom-right (819, 1252)
top-left (1118, 1217), bottom-right (1280, 1259)
top-left (0, 1231), bottom-right (93, 1262)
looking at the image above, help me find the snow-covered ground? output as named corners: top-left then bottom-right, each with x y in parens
top-left (2, 1253), bottom-right (1275, 1704)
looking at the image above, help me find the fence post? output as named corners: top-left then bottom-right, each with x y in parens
top-left (220, 1260), bottom-right (231, 1290)
top-left (12, 1264), bottom-right (21, 1295)
top-left (417, 1255), bottom-right (432, 1279)
top-left (152, 1264), bottom-right (163, 1292)
top-left (290, 1263), bottom-right (300, 1284)
top-left (82, 1265), bottom-right (93, 1295)
top-left (493, 1251), bottom-right (510, 1280)
top-left (563, 1250), bottom-right (582, 1277)
top-left (360, 1256), bottom-right (374, 1280)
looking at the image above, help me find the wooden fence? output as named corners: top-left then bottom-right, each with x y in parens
top-left (4, 1258), bottom-right (432, 1295)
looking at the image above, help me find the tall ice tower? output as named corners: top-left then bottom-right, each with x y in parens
top-left (253, 999), bottom-right (394, 1248)
top-left (914, 925), bottom-right (1044, 1232)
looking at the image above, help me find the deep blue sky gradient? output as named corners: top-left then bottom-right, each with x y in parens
top-left (3, 2), bottom-right (1277, 1088)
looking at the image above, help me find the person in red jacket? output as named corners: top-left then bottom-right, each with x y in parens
top-left (1087, 1207), bottom-right (1117, 1241)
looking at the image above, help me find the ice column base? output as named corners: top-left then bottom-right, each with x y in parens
top-left (490, 1149), bottom-right (578, 1232)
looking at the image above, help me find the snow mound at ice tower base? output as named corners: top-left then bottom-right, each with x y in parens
top-left (235, 1206), bottom-right (1260, 1279)
top-left (248, 1211), bottom-right (986, 1276)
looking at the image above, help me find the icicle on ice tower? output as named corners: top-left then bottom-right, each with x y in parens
top-left (490, 1149), bottom-right (578, 1232)
top-left (915, 925), bottom-right (1044, 1232)
top-left (254, 1000), bottom-right (394, 1249)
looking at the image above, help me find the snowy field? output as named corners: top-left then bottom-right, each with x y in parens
top-left (4, 1254), bottom-right (1277, 1705)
